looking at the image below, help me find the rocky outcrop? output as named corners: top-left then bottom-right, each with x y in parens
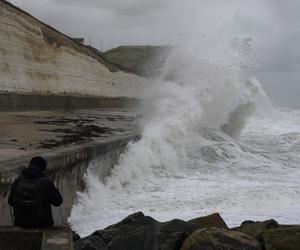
top-left (75, 212), bottom-right (200, 250)
top-left (181, 228), bottom-right (261, 250)
top-left (188, 213), bottom-right (228, 229)
top-left (74, 214), bottom-right (300, 250)
top-left (235, 219), bottom-right (279, 241)
top-left (0, 1), bottom-right (146, 102)
top-left (261, 226), bottom-right (300, 250)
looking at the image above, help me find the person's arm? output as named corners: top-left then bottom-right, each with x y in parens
top-left (41, 179), bottom-right (63, 207)
top-left (8, 179), bottom-right (19, 206)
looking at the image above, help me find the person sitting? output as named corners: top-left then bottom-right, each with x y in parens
top-left (8, 156), bottom-right (63, 228)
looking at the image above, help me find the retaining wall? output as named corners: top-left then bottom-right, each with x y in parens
top-left (0, 133), bottom-right (139, 226)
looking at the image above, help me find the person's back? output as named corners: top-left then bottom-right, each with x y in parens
top-left (8, 156), bottom-right (63, 228)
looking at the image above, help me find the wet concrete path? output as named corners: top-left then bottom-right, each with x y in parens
top-left (0, 108), bottom-right (140, 165)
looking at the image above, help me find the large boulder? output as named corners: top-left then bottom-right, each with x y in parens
top-left (158, 219), bottom-right (201, 250)
top-left (75, 212), bottom-right (200, 250)
top-left (180, 227), bottom-right (262, 250)
top-left (188, 213), bottom-right (228, 229)
top-left (261, 226), bottom-right (300, 250)
top-left (235, 219), bottom-right (279, 240)
top-left (72, 231), bottom-right (81, 242)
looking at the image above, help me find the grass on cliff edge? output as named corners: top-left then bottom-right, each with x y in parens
top-left (103, 45), bottom-right (173, 77)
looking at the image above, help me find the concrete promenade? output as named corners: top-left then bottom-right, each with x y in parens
top-left (0, 108), bottom-right (139, 167)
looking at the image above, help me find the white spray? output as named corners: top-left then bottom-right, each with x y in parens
top-left (70, 39), bottom-right (296, 237)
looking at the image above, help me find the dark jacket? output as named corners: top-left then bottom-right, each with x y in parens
top-left (8, 164), bottom-right (63, 227)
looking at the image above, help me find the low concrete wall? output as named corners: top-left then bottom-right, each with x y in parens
top-left (0, 133), bottom-right (139, 226)
top-left (0, 92), bottom-right (140, 111)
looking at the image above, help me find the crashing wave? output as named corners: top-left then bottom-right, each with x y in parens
top-left (70, 39), bottom-right (273, 236)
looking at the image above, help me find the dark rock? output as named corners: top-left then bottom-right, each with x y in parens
top-left (72, 231), bottom-right (81, 242)
top-left (188, 213), bottom-right (228, 229)
top-left (75, 234), bottom-right (108, 250)
top-left (261, 226), bottom-right (300, 250)
top-left (75, 212), bottom-right (200, 250)
top-left (159, 219), bottom-right (200, 250)
top-left (240, 220), bottom-right (256, 227)
top-left (181, 227), bottom-right (262, 250)
top-left (236, 219), bottom-right (279, 240)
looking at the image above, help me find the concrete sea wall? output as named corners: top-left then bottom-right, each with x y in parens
top-left (0, 133), bottom-right (139, 225)
top-left (0, 0), bottom-right (146, 111)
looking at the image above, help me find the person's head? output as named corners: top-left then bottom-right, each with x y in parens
top-left (30, 156), bottom-right (47, 172)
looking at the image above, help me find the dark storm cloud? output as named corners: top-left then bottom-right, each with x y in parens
top-left (6, 0), bottom-right (300, 106)
top-left (52, 0), bottom-right (169, 17)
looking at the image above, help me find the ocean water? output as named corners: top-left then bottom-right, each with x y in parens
top-left (69, 41), bottom-right (300, 236)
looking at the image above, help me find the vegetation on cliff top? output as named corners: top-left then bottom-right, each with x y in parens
top-left (103, 45), bottom-right (173, 77)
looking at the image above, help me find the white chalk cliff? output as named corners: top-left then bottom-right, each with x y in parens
top-left (0, 0), bottom-right (145, 98)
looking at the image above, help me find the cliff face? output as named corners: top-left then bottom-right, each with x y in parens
top-left (0, 0), bottom-right (145, 98)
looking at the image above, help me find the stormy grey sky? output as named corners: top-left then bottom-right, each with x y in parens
top-left (9, 0), bottom-right (300, 107)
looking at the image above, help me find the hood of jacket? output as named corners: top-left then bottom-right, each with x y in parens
top-left (22, 163), bottom-right (45, 180)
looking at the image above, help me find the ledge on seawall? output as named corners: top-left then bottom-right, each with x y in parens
top-left (0, 132), bottom-right (139, 184)
top-left (0, 92), bottom-right (140, 112)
